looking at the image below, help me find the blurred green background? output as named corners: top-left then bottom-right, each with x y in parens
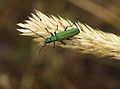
top-left (0, 0), bottom-right (120, 89)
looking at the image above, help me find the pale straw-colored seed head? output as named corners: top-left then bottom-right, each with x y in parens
top-left (17, 10), bottom-right (120, 60)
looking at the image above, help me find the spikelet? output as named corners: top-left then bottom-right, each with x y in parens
top-left (17, 10), bottom-right (120, 59)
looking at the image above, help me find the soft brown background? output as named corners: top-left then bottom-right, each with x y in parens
top-left (0, 0), bottom-right (120, 89)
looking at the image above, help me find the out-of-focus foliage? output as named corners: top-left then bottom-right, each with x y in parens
top-left (0, 0), bottom-right (120, 89)
top-left (0, 0), bottom-right (4, 8)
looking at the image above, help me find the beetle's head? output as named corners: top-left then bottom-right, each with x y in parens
top-left (45, 37), bottom-right (51, 44)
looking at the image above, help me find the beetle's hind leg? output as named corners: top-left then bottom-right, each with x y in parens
top-left (64, 22), bottom-right (77, 31)
top-left (60, 41), bottom-right (66, 45)
top-left (53, 42), bottom-right (56, 48)
top-left (68, 37), bottom-right (81, 40)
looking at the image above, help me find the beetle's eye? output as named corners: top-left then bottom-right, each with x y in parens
top-left (46, 38), bottom-right (49, 40)
top-left (49, 38), bottom-right (51, 40)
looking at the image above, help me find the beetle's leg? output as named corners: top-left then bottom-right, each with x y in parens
top-left (64, 25), bottom-right (73, 31)
top-left (66, 38), bottom-right (70, 40)
top-left (68, 37), bottom-right (81, 40)
top-left (51, 33), bottom-right (53, 36)
top-left (60, 41), bottom-right (66, 45)
top-left (64, 22), bottom-right (76, 31)
top-left (54, 25), bottom-right (58, 34)
top-left (53, 42), bottom-right (56, 48)
top-left (73, 37), bottom-right (81, 39)
top-left (64, 26), bottom-right (68, 31)
top-left (45, 28), bottom-right (50, 33)
top-left (45, 28), bottom-right (53, 36)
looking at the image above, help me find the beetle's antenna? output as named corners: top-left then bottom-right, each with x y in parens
top-left (28, 29), bottom-right (46, 39)
top-left (39, 43), bottom-right (46, 54)
top-left (26, 29), bottom-right (47, 54)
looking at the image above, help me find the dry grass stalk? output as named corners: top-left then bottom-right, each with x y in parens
top-left (17, 10), bottom-right (120, 59)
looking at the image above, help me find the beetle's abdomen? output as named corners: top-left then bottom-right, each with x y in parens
top-left (56, 28), bottom-right (80, 41)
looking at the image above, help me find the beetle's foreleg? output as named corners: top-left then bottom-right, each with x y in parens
top-left (45, 28), bottom-right (53, 36)
top-left (54, 25), bottom-right (58, 34)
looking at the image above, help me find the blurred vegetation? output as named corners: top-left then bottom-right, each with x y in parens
top-left (0, 0), bottom-right (120, 89)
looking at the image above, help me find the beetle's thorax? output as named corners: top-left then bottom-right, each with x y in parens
top-left (45, 35), bottom-right (58, 44)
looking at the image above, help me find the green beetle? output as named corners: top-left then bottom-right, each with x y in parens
top-left (29, 23), bottom-right (80, 53)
